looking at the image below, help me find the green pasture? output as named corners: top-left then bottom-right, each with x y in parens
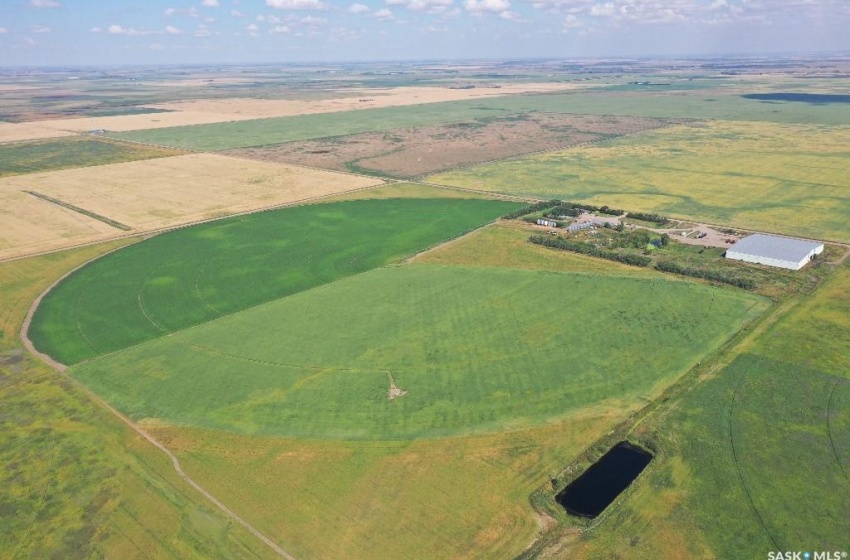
top-left (560, 265), bottom-right (850, 559)
top-left (111, 86), bottom-right (850, 151)
top-left (0, 137), bottom-right (181, 177)
top-left (29, 197), bottom-right (519, 365)
top-left (429, 120), bottom-right (850, 242)
top-left (72, 265), bottom-right (767, 439)
top-left (0, 242), bottom-right (277, 560)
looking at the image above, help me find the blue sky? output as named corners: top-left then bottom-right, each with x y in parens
top-left (0, 0), bottom-right (848, 66)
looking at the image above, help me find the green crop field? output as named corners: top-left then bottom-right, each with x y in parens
top-left (0, 241), bottom-right (277, 560)
top-left (110, 85), bottom-right (850, 152)
top-left (70, 265), bottom-right (767, 439)
top-left (0, 137), bottom-right (181, 177)
top-left (429, 120), bottom-right (850, 243)
top-left (547, 264), bottom-right (850, 559)
top-left (29, 198), bottom-right (520, 365)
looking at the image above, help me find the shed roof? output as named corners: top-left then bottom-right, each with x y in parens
top-left (727, 234), bottom-right (823, 262)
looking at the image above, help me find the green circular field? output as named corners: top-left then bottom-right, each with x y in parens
top-left (72, 265), bottom-right (768, 440)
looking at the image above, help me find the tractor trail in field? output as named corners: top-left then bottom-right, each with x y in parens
top-left (20, 248), bottom-right (298, 560)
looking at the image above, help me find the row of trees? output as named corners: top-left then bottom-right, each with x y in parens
top-left (502, 200), bottom-right (562, 220)
top-left (540, 201), bottom-right (668, 225)
top-left (528, 235), bottom-right (652, 267)
top-left (654, 261), bottom-right (756, 289)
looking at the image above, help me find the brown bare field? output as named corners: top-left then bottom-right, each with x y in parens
top-left (27, 83), bottom-right (583, 133)
top-left (0, 122), bottom-right (74, 143)
top-left (227, 114), bottom-right (668, 178)
top-left (0, 190), bottom-right (120, 260)
top-left (0, 154), bottom-right (381, 260)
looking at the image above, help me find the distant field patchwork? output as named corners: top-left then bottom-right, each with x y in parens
top-left (429, 120), bottom-right (850, 242)
top-left (30, 197), bottom-right (520, 364)
top-left (0, 137), bottom-right (181, 178)
top-left (70, 265), bottom-right (767, 439)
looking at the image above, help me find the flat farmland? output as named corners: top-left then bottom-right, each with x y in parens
top-left (0, 137), bottom-right (181, 177)
top-left (29, 198), bottom-right (520, 364)
top-left (29, 83), bottom-right (581, 133)
top-left (0, 121), bottom-right (74, 143)
top-left (144, 413), bottom-right (620, 560)
top-left (226, 114), bottom-right (668, 178)
top-left (0, 153), bottom-right (382, 258)
top-left (429, 120), bottom-right (850, 242)
top-left (561, 264), bottom-right (850, 559)
top-left (70, 265), bottom-right (768, 439)
top-left (0, 189), bottom-right (120, 261)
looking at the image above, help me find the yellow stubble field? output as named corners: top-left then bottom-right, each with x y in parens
top-left (0, 121), bottom-right (75, 143)
top-left (0, 153), bottom-right (383, 260)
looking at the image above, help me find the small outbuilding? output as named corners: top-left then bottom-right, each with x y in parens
top-left (725, 233), bottom-right (824, 270)
top-left (536, 218), bottom-right (558, 228)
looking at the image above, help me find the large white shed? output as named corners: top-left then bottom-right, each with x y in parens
top-left (725, 234), bottom-right (824, 270)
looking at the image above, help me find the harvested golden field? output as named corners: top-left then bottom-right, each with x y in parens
top-left (0, 154), bottom-right (382, 259)
top-left (27, 83), bottom-right (582, 132)
top-left (227, 114), bottom-right (668, 178)
top-left (0, 121), bottom-right (74, 143)
top-left (0, 190), bottom-right (120, 260)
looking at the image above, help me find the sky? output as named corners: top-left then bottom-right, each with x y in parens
top-left (0, 0), bottom-right (848, 66)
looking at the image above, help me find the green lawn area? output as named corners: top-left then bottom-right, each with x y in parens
top-left (29, 197), bottom-right (520, 365)
top-left (559, 264), bottom-right (850, 559)
top-left (429, 120), bottom-right (850, 243)
top-left (0, 137), bottom-right (181, 177)
top-left (71, 265), bottom-right (767, 439)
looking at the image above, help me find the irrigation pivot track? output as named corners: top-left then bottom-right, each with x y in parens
top-left (19, 248), bottom-right (297, 560)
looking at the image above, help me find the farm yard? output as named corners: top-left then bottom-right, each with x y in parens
top-left (225, 114), bottom-right (669, 178)
top-left (428, 120), bottom-right (850, 243)
top-left (0, 153), bottom-right (382, 260)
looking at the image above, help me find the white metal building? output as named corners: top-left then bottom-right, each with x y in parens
top-left (725, 234), bottom-right (824, 270)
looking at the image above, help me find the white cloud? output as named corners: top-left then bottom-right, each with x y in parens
top-left (30, 0), bottom-right (60, 7)
top-left (500, 9), bottom-right (524, 20)
top-left (589, 2), bottom-right (613, 16)
top-left (149, 42), bottom-right (165, 50)
top-left (32, 24), bottom-right (51, 33)
top-left (201, 0), bottom-right (220, 6)
top-left (90, 26), bottom-right (102, 32)
top-left (165, 25), bottom-right (181, 34)
top-left (195, 24), bottom-right (212, 36)
top-left (266, 0), bottom-right (327, 9)
top-left (108, 24), bottom-right (152, 36)
top-left (245, 23), bottom-right (260, 36)
top-left (464, 0), bottom-right (510, 14)
top-left (231, 9), bottom-right (245, 17)
top-left (394, 0), bottom-right (454, 13)
top-left (348, 2), bottom-right (370, 12)
top-left (270, 24), bottom-right (291, 32)
top-left (300, 15), bottom-right (327, 24)
top-left (562, 13), bottom-right (581, 27)
top-left (0, 27), bottom-right (8, 34)
top-left (374, 7), bottom-right (394, 19)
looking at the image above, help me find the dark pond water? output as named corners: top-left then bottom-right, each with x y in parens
top-left (555, 441), bottom-right (652, 519)
top-left (742, 93), bottom-right (850, 105)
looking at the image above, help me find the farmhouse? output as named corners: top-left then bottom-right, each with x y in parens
top-left (725, 233), bottom-right (824, 270)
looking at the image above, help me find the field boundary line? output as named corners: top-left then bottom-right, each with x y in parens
top-left (826, 379), bottom-right (850, 485)
top-left (24, 190), bottom-right (133, 231)
top-left (19, 248), bottom-right (298, 560)
top-left (728, 367), bottom-right (781, 550)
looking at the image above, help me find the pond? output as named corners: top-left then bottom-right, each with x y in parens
top-left (555, 441), bottom-right (652, 519)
